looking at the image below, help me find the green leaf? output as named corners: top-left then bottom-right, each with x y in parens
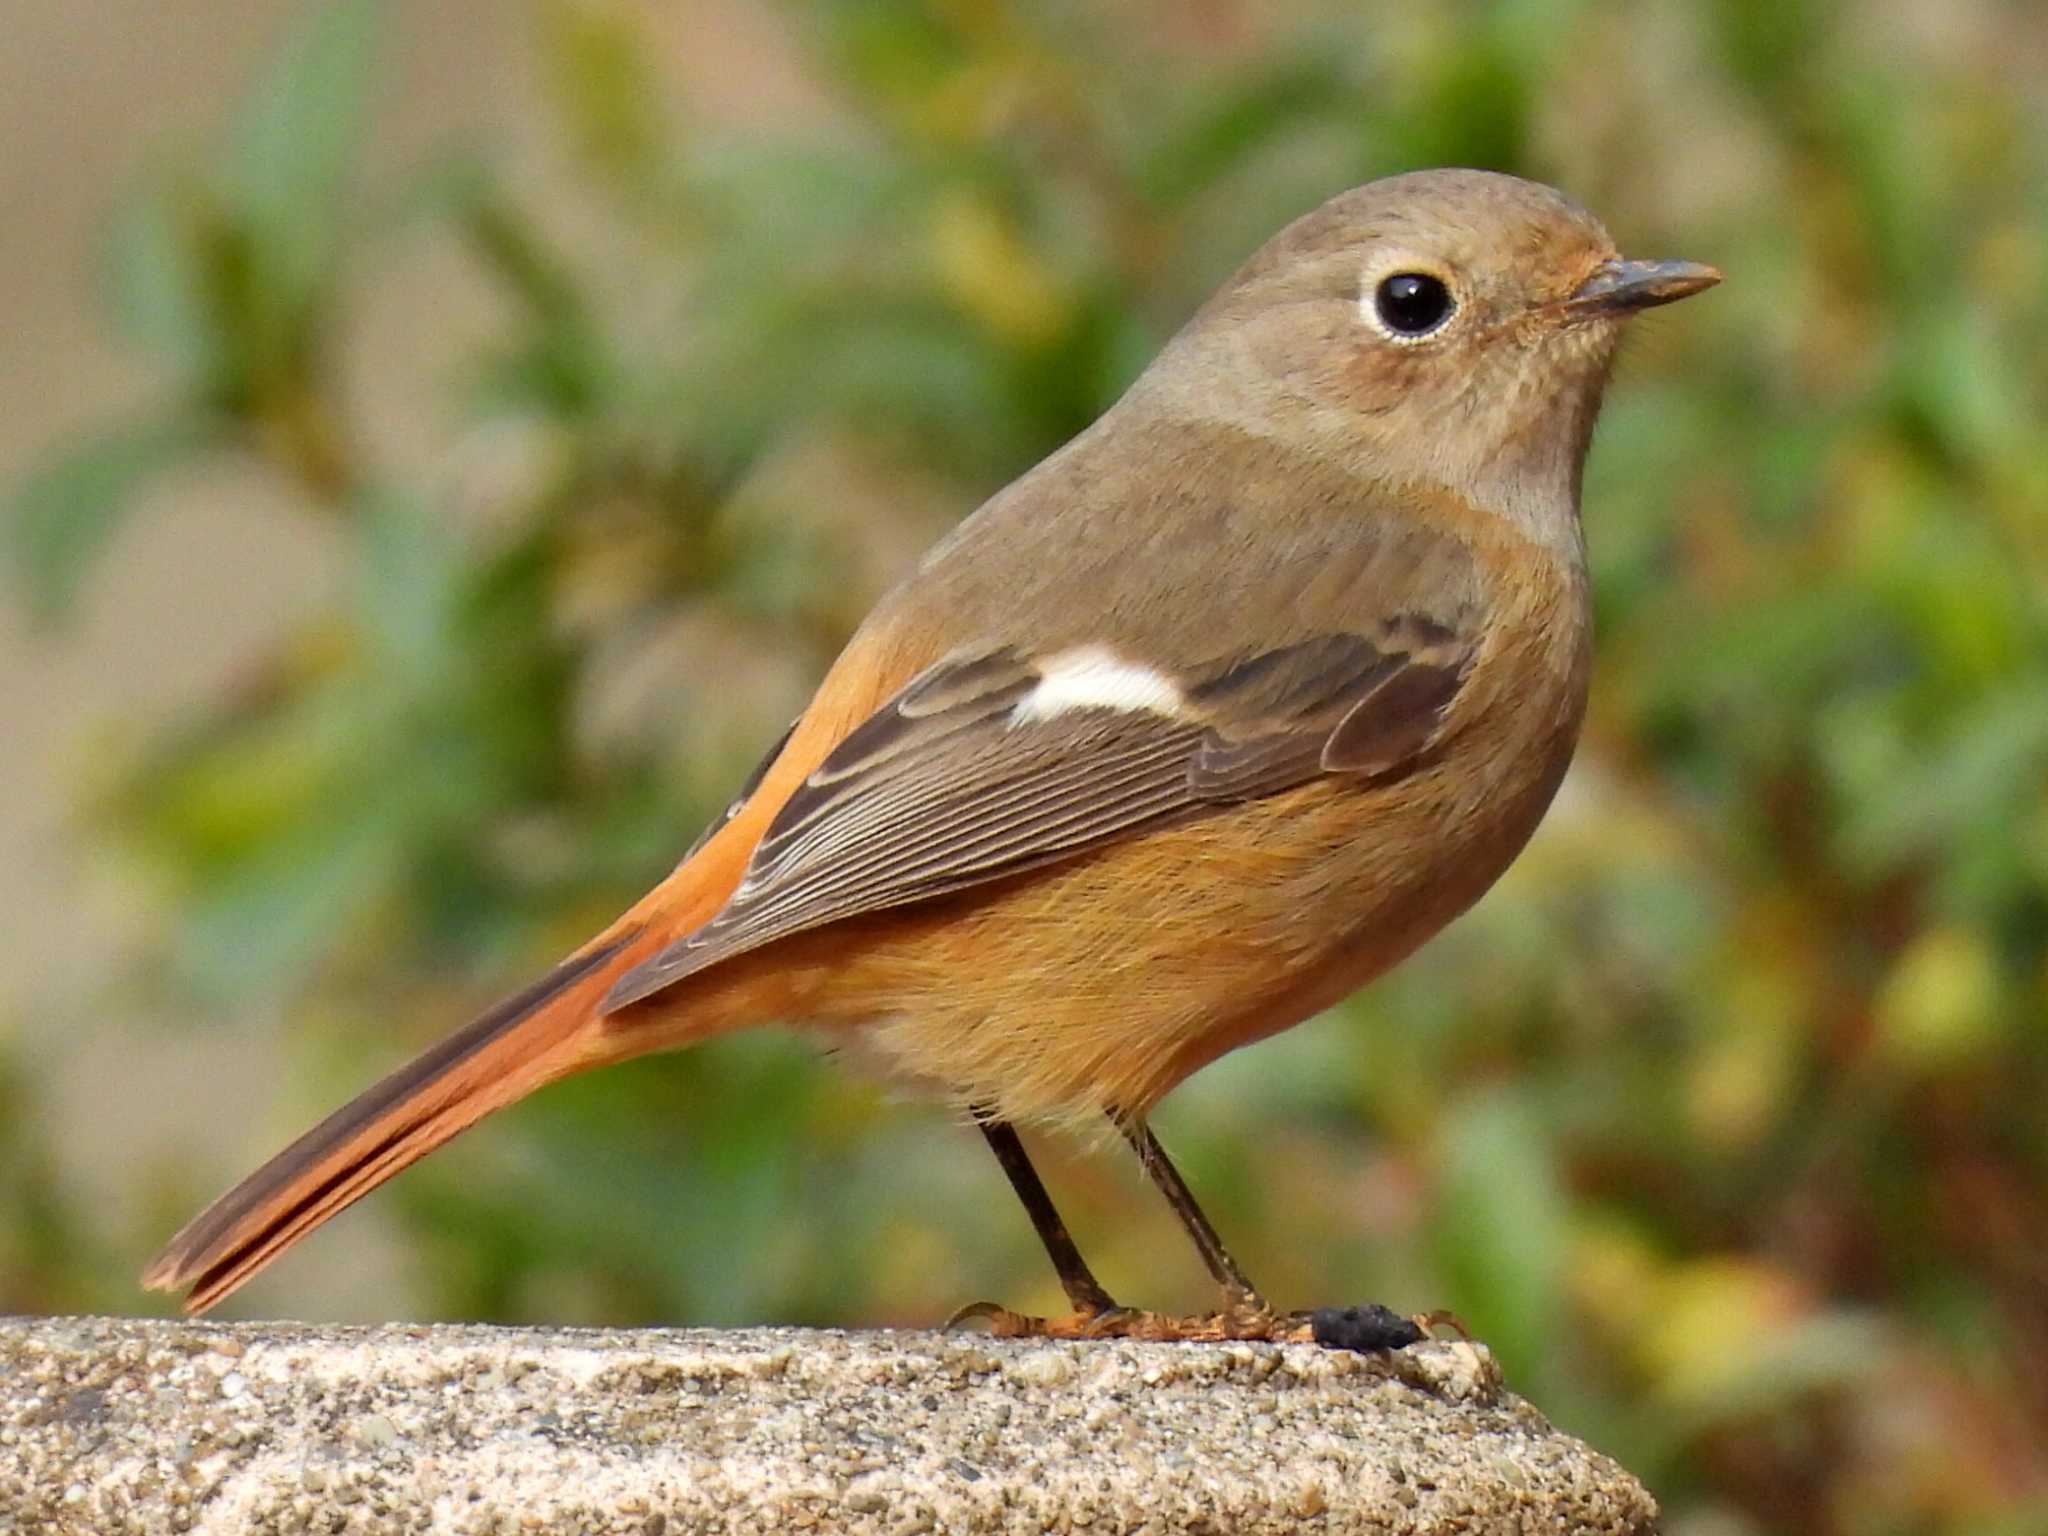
top-left (103, 182), bottom-right (223, 381)
top-left (1839, 686), bottom-right (2048, 875)
top-left (1431, 1089), bottom-right (1567, 1379)
top-left (540, 0), bottom-right (668, 188)
top-left (1135, 56), bottom-right (1353, 207)
top-left (8, 416), bottom-right (216, 625)
top-left (226, 0), bottom-right (382, 314)
top-left (354, 488), bottom-right (459, 676)
top-left (181, 790), bottom-right (413, 999)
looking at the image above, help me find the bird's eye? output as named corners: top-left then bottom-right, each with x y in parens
top-left (1373, 272), bottom-right (1454, 338)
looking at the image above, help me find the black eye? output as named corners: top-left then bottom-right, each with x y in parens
top-left (1374, 272), bottom-right (1454, 337)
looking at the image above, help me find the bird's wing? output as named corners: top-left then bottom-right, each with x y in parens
top-left (603, 615), bottom-right (1474, 1009)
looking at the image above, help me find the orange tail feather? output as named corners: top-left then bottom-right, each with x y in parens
top-left (143, 929), bottom-right (655, 1314)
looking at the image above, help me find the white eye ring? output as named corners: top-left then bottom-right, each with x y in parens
top-left (1359, 265), bottom-right (1459, 345)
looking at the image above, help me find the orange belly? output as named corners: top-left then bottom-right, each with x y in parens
top-left (640, 730), bottom-right (1570, 1130)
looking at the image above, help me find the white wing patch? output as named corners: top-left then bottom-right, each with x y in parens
top-left (1010, 646), bottom-right (1185, 725)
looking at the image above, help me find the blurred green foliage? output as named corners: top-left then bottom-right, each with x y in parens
top-left (8, 2), bottom-right (2048, 1532)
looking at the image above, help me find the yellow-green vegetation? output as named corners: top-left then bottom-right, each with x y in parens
top-left (10, 4), bottom-right (2046, 1532)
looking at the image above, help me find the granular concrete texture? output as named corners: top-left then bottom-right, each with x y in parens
top-left (1, 1315), bottom-right (1656, 1534)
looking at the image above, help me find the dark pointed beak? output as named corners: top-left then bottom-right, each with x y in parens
top-left (1565, 258), bottom-right (1721, 316)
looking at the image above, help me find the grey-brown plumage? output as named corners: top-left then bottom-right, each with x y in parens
top-left (144, 168), bottom-right (1717, 1319)
top-left (607, 595), bottom-right (1476, 1007)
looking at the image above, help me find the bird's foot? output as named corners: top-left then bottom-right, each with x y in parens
top-left (948, 1302), bottom-right (1147, 1340)
top-left (953, 1302), bottom-right (1287, 1342)
top-left (948, 1294), bottom-right (1458, 1350)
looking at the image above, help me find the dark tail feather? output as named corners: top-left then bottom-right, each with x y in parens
top-left (143, 934), bottom-right (639, 1313)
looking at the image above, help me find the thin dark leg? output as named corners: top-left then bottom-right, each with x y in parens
top-left (1116, 1117), bottom-right (1259, 1299)
top-left (959, 1113), bottom-right (1421, 1351)
top-left (976, 1112), bottom-right (1119, 1316)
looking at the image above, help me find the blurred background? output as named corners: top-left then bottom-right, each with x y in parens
top-left (4, 1), bottom-right (2044, 1530)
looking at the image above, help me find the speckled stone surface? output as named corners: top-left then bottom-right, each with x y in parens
top-left (1, 1316), bottom-right (1655, 1534)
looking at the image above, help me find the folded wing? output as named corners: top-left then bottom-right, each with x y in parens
top-left (604, 617), bottom-right (1473, 1011)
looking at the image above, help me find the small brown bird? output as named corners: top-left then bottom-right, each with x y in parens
top-left (145, 169), bottom-right (1717, 1339)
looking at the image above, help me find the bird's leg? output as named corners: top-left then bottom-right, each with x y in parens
top-left (1105, 1115), bottom-right (1301, 1340)
top-left (1117, 1118), bottom-right (1260, 1303)
top-left (949, 1112), bottom-right (1128, 1336)
top-left (948, 1111), bottom-right (1428, 1351)
top-left (1110, 1117), bottom-right (1428, 1351)
top-left (955, 1112), bottom-right (1293, 1343)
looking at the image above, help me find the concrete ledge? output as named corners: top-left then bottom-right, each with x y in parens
top-left (2, 1315), bottom-right (1655, 1534)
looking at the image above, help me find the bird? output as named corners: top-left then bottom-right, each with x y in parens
top-left (144, 168), bottom-right (1719, 1341)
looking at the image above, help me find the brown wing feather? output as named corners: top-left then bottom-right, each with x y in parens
top-left (679, 718), bottom-right (798, 862)
top-left (605, 621), bottom-right (1474, 1011)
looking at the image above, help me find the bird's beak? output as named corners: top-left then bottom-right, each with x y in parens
top-left (1564, 258), bottom-right (1721, 316)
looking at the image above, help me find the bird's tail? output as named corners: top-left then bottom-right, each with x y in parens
top-left (142, 926), bottom-right (660, 1314)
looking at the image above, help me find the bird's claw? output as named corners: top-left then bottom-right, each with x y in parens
top-left (946, 1301), bottom-right (1140, 1339)
top-left (949, 1294), bottom-right (1298, 1345)
top-left (952, 1295), bottom-right (1454, 1352)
